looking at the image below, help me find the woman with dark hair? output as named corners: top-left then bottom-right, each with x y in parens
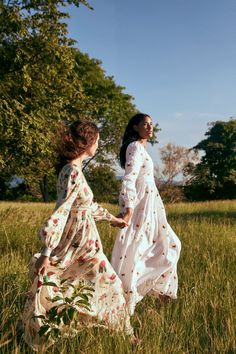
top-left (111, 113), bottom-right (181, 315)
top-left (22, 120), bottom-right (133, 351)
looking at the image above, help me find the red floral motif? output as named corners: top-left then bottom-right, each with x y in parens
top-left (109, 273), bottom-right (116, 281)
top-left (78, 256), bottom-right (86, 264)
top-left (100, 260), bottom-right (106, 268)
top-left (53, 287), bottom-right (60, 292)
top-left (53, 219), bottom-right (58, 224)
top-left (71, 171), bottom-right (78, 178)
top-left (37, 280), bottom-right (43, 288)
top-left (82, 210), bottom-right (86, 220)
top-left (99, 294), bottom-right (107, 300)
top-left (88, 240), bottom-right (94, 245)
top-left (47, 272), bottom-right (55, 276)
top-left (99, 260), bottom-right (107, 273)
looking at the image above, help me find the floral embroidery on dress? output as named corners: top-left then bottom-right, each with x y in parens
top-left (111, 141), bottom-right (181, 315)
top-left (22, 163), bottom-right (133, 351)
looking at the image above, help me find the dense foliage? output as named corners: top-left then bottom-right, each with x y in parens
top-left (0, 2), bottom-right (234, 202)
top-left (0, 0), bottom-right (142, 200)
top-left (184, 118), bottom-right (236, 200)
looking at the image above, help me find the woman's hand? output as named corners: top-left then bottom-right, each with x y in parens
top-left (122, 208), bottom-right (133, 224)
top-left (35, 255), bottom-right (50, 276)
top-left (110, 216), bottom-right (129, 229)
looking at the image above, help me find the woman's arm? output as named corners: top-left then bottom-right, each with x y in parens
top-left (120, 141), bottom-right (143, 212)
top-left (90, 201), bottom-right (113, 222)
top-left (90, 201), bottom-right (128, 228)
top-left (35, 255), bottom-right (51, 275)
top-left (122, 207), bottom-right (134, 224)
top-left (38, 165), bottom-right (81, 260)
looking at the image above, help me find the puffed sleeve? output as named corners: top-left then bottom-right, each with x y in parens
top-left (39, 165), bottom-right (81, 257)
top-left (120, 141), bottom-right (144, 209)
top-left (91, 201), bottom-right (113, 222)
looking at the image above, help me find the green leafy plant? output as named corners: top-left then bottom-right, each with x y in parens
top-left (34, 278), bottom-right (94, 339)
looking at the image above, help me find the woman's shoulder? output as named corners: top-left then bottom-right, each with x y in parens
top-left (59, 163), bottom-right (81, 180)
top-left (126, 140), bottom-right (145, 153)
top-left (127, 140), bottom-right (145, 148)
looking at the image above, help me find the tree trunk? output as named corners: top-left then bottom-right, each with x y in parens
top-left (40, 175), bottom-right (49, 202)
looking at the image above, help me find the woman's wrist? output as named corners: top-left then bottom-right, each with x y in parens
top-left (110, 215), bottom-right (117, 223)
top-left (125, 208), bottom-right (133, 215)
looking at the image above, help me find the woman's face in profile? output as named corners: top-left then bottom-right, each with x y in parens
top-left (134, 116), bottom-right (153, 139)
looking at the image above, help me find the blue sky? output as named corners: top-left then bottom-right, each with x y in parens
top-left (65, 0), bottom-right (236, 166)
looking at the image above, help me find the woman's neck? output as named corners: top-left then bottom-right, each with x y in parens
top-left (71, 153), bottom-right (87, 167)
top-left (139, 138), bottom-right (147, 146)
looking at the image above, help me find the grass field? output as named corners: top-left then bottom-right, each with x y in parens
top-left (0, 200), bottom-right (235, 353)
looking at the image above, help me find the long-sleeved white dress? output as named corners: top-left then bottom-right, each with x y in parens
top-left (111, 141), bottom-right (181, 315)
top-left (22, 163), bottom-right (132, 351)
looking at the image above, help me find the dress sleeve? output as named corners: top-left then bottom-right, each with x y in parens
top-left (120, 142), bottom-right (143, 209)
top-left (39, 165), bottom-right (81, 257)
top-left (91, 202), bottom-right (113, 222)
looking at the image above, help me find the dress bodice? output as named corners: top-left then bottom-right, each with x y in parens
top-left (134, 143), bottom-right (155, 184)
top-left (56, 164), bottom-right (94, 209)
top-left (119, 141), bottom-right (156, 209)
top-left (39, 163), bottom-right (112, 256)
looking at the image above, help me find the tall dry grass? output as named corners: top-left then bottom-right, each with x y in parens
top-left (0, 200), bottom-right (235, 353)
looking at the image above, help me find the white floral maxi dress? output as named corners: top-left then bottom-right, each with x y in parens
top-left (111, 141), bottom-right (181, 315)
top-left (22, 164), bottom-right (132, 351)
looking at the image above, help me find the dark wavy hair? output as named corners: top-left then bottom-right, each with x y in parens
top-left (56, 120), bottom-right (99, 174)
top-left (119, 113), bottom-right (150, 168)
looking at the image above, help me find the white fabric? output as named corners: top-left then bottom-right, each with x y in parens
top-left (111, 141), bottom-right (181, 315)
top-left (22, 164), bottom-right (133, 351)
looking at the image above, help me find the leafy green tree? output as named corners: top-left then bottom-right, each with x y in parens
top-left (0, 1), bottom-right (159, 201)
top-left (184, 118), bottom-right (236, 200)
top-left (73, 51), bottom-right (137, 164)
top-left (84, 165), bottom-right (121, 203)
top-left (0, 0), bottom-right (93, 200)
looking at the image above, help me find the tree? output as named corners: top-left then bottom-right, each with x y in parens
top-left (157, 143), bottom-right (200, 185)
top-left (0, 1), bottom-right (160, 201)
top-left (73, 51), bottom-right (160, 165)
top-left (0, 0), bottom-right (93, 200)
top-left (155, 143), bottom-right (199, 203)
top-left (184, 118), bottom-right (236, 200)
top-left (84, 165), bottom-right (121, 203)
top-left (73, 50), bottom-right (137, 164)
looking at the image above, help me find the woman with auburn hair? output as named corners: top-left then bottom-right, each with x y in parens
top-left (111, 113), bottom-right (181, 315)
top-left (22, 120), bottom-right (133, 351)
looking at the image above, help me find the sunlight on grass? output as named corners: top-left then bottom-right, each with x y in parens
top-left (0, 200), bottom-right (235, 353)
